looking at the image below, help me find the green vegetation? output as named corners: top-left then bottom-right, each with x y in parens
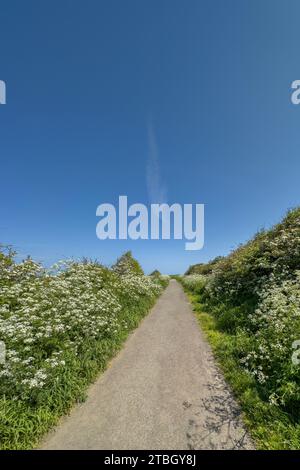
top-left (180, 207), bottom-right (300, 449)
top-left (150, 269), bottom-right (161, 277)
top-left (185, 256), bottom-right (224, 275)
top-left (0, 247), bottom-right (168, 449)
top-left (112, 250), bottom-right (144, 276)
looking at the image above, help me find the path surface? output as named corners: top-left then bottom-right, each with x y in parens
top-left (41, 280), bottom-right (254, 450)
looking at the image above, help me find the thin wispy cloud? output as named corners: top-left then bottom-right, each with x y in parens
top-left (146, 121), bottom-right (167, 205)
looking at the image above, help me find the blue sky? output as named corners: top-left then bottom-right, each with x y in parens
top-left (0, 0), bottom-right (300, 273)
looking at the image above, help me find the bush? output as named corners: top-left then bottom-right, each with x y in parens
top-left (180, 274), bottom-right (207, 295)
top-left (112, 251), bottom-right (144, 276)
top-left (181, 207), bottom-right (300, 446)
top-left (150, 269), bottom-right (161, 277)
top-left (0, 247), bottom-right (167, 449)
top-left (239, 272), bottom-right (300, 411)
top-left (185, 256), bottom-right (224, 275)
top-left (206, 208), bottom-right (300, 308)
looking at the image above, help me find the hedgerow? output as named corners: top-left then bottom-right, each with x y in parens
top-left (181, 207), bottom-right (300, 448)
top-left (0, 247), bottom-right (168, 449)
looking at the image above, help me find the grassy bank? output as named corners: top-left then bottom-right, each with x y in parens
top-left (180, 207), bottom-right (300, 449)
top-left (0, 250), bottom-right (168, 449)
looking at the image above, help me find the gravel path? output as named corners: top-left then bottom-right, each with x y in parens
top-left (41, 280), bottom-right (254, 450)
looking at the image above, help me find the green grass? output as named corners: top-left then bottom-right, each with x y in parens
top-left (0, 292), bottom-right (164, 450)
top-left (184, 289), bottom-right (300, 450)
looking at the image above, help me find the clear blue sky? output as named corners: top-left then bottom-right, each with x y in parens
top-left (0, 0), bottom-right (300, 273)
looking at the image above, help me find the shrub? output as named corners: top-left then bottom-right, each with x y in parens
top-left (185, 256), bottom-right (224, 275)
top-left (150, 269), bottom-right (161, 277)
top-left (239, 272), bottom-right (300, 411)
top-left (181, 206), bottom-right (300, 442)
top-left (0, 247), bottom-right (167, 448)
top-left (112, 251), bottom-right (144, 276)
top-left (206, 208), bottom-right (300, 308)
top-left (180, 274), bottom-right (207, 295)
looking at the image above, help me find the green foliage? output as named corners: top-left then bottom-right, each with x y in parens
top-left (181, 207), bottom-right (300, 449)
top-left (185, 256), bottom-right (224, 275)
top-left (0, 248), bottom-right (167, 449)
top-left (184, 290), bottom-right (300, 449)
top-left (180, 274), bottom-right (207, 295)
top-left (150, 269), bottom-right (161, 277)
top-left (207, 207), bottom-right (300, 307)
top-left (112, 251), bottom-right (144, 276)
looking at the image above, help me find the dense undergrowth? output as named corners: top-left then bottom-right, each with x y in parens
top-left (181, 207), bottom-right (300, 449)
top-left (0, 249), bottom-right (168, 449)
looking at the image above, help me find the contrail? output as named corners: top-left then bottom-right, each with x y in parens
top-left (146, 121), bottom-right (167, 205)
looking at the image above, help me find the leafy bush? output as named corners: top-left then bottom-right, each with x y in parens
top-left (239, 272), bottom-right (300, 411)
top-left (185, 256), bottom-right (224, 275)
top-left (180, 274), bottom-right (207, 295)
top-left (0, 247), bottom-right (167, 449)
top-left (181, 207), bottom-right (300, 447)
top-left (207, 208), bottom-right (300, 308)
top-left (150, 269), bottom-right (161, 277)
top-left (112, 251), bottom-right (144, 276)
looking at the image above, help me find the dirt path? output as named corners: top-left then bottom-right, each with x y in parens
top-left (40, 280), bottom-right (254, 450)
